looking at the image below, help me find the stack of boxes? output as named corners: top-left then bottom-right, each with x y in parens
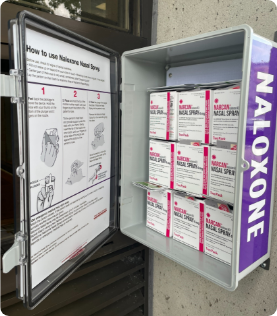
top-left (146, 85), bottom-right (240, 266)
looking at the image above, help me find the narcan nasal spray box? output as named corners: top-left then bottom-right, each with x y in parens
top-left (150, 92), bottom-right (178, 140)
top-left (173, 193), bottom-right (205, 252)
top-left (212, 89), bottom-right (240, 145)
top-left (178, 90), bottom-right (212, 144)
top-left (149, 139), bottom-right (175, 189)
top-left (204, 199), bottom-right (233, 265)
top-left (209, 146), bottom-right (236, 204)
top-left (175, 143), bottom-right (209, 195)
top-left (146, 190), bottom-right (173, 237)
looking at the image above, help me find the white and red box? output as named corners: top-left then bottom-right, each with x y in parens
top-left (204, 199), bottom-right (233, 265)
top-left (149, 91), bottom-right (178, 140)
top-left (209, 146), bottom-right (236, 204)
top-left (175, 143), bottom-right (209, 195)
top-left (178, 90), bottom-right (212, 144)
top-left (146, 190), bottom-right (173, 237)
top-left (149, 139), bottom-right (175, 189)
top-left (173, 194), bottom-right (205, 252)
top-left (212, 89), bottom-right (240, 145)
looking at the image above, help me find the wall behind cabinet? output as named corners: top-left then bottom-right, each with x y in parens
top-left (152, 1), bottom-right (277, 315)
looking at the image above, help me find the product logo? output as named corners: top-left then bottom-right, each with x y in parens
top-left (206, 218), bottom-right (222, 227)
top-left (213, 136), bottom-right (226, 141)
top-left (179, 104), bottom-right (192, 109)
top-left (179, 99), bottom-right (183, 104)
top-left (231, 144), bottom-right (237, 151)
top-left (215, 98), bottom-right (219, 103)
top-left (148, 192), bottom-right (150, 195)
top-left (177, 156), bottom-right (190, 162)
top-left (212, 155), bottom-right (216, 160)
top-left (206, 247), bottom-right (218, 255)
top-left (148, 196), bottom-right (158, 203)
top-left (151, 100), bottom-right (153, 104)
top-left (175, 201), bottom-right (178, 205)
top-left (150, 147), bottom-right (153, 151)
top-left (192, 142), bottom-right (200, 146)
top-left (100, 165), bottom-right (102, 169)
top-left (150, 151), bottom-right (160, 157)
top-left (179, 133), bottom-right (189, 137)
top-left (178, 151), bottom-right (181, 155)
top-left (97, 93), bottom-right (100, 99)
top-left (174, 206), bottom-right (187, 214)
top-left (214, 104), bottom-right (230, 110)
top-left (211, 161), bottom-right (228, 168)
top-left (187, 196), bottom-right (194, 201)
top-left (210, 191), bottom-right (223, 197)
top-left (207, 213), bottom-right (210, 217)
top-left (174, 233), bottom-right (184, 239)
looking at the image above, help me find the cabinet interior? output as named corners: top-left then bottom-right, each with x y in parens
top-left (121, 30), bottom-right (245, 289)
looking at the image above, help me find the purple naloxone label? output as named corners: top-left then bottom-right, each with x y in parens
top-left (239, 38), bottom-right (277, 273)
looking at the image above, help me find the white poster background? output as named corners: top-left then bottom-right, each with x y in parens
top-left (31, 181), bottom-right (110, 288)
top-left (25, 28), bottom-right (112, 288)
top-left (87, 91), bottom-right (111, 186)
top-left (26, 28), bottom-right (111, 92)
top-left (62, 88), bottom-right (89, 200)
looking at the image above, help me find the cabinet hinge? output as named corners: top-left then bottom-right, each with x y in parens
top-left (2, 231), bottom-right (28, 274)
top-left (1, 69), bottom-right (23, 101)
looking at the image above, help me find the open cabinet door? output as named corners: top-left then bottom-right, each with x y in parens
top-left (2, 10), bottom-right (120, 309)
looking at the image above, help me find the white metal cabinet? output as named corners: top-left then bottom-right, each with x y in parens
top-left (120, 25), bottom-right (277, 290)
top-left (2, 13), bottom-right (277, 309)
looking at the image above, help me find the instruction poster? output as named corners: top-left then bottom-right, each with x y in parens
top-left (26, 28), bottom-right (112, 288)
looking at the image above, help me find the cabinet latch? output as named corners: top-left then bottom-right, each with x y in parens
top-left (2, 231), bottom-right (28, 273)
top-left (16, 163), bottom-right (25, 179)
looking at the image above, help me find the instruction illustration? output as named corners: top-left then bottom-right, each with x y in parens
top-left (66, 160), bottom-right (85, 185)
top-left (91, 122), bottom-right (105, 150)
top-left (89, 164), bottom-right (101, 184)
top-left (37, 174), bottom-right (55, 212)
top-left (41, 128), bottom-right (59, 167)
